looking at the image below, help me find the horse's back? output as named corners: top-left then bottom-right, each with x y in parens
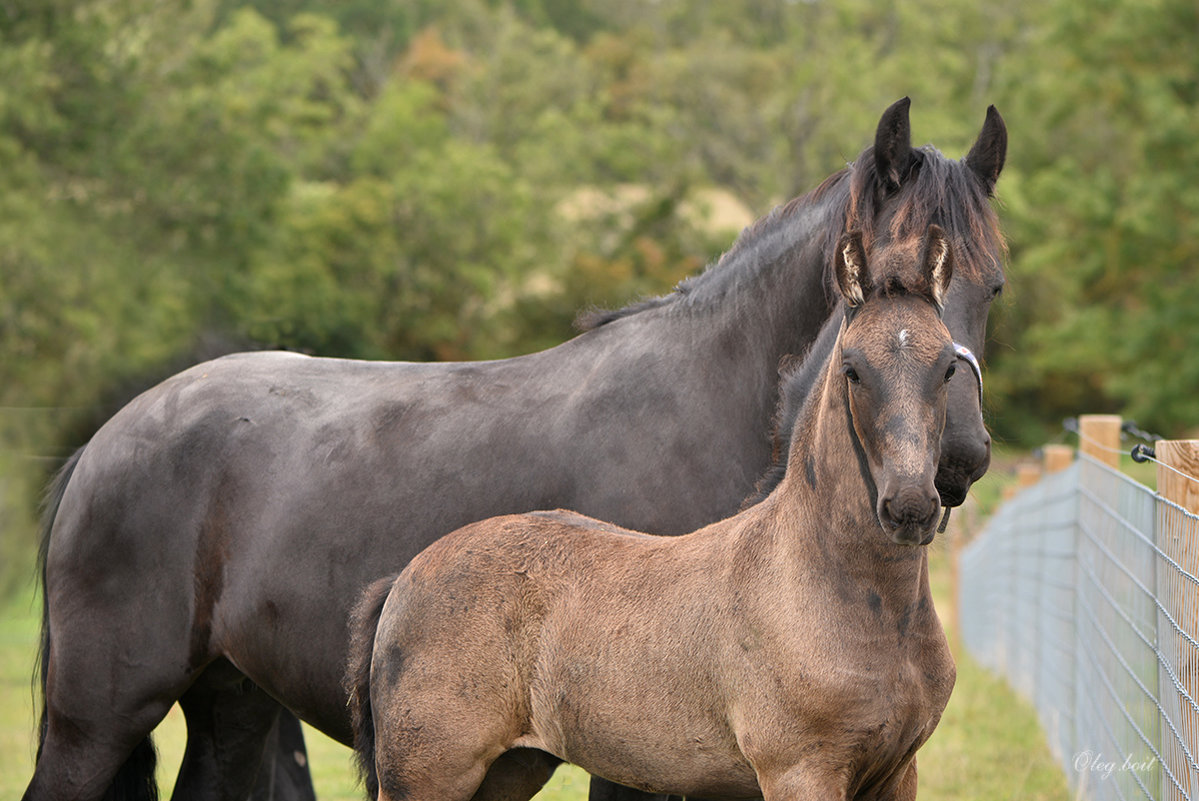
top-left (390, 508), bottom-right (662, 655)
top-left (42, 351), bottom-right (565, 727)
top-left (51, 348), bottom-right (564, 556)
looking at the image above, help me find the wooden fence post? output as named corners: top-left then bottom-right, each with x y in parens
top-left (1017, 462), bottom-right (1042, 488)
top-left (1157, 440), bottom-right (1199, 801)
top-left (1159, 441), bottom-right (1199, 511)
top-left (1043, 444), bottom-right (1074, 473)
top-left (1078, 414), bottom-right (1122, 469)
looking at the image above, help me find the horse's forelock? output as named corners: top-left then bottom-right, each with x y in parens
top-left (834, 145), bottom-right (1005, 284)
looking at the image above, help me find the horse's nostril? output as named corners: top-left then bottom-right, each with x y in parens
top-left (921, 498), bottom-right (941, 528)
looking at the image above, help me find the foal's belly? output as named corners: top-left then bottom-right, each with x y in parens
top-left (536, 716), bottom-right (760, 800)
top-left (526, 660), bottom-right (760, 798)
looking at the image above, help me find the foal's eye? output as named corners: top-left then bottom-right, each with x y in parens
top-left (843, 366), bottom-right (861, 384)
top-left (944, 364), bottom-right (957, 383)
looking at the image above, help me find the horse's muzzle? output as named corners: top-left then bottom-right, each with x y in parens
top-left (936, 430), bottom-right (992, 507)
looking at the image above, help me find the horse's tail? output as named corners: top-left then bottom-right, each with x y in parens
top-left (346, 575), bottom-right (400, 800)
top-left (32, 448), bottom-right (83, 760)
top-left (32, 447), bottom-right (159, 800)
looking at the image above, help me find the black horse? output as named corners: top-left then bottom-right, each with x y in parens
top-left (24, 98), bottom-right (1006, 801)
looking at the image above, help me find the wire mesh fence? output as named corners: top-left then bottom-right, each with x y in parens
top-left (960, 454), bottom-right (1199, 800)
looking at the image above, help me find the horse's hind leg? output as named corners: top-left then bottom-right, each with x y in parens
top-left (371, 692), bottom-right (539, 801)
top-left (172, 661), bottom-right (315, 801)
top-left (251, 712), bottom-right (317, 801)
top-left (24, 732), bottom-right (162, 801)
top-left (24, 667), bottom-right (176, 801)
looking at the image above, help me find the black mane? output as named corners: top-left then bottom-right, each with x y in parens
top-left (575, 143), bottom-right (1002, 334)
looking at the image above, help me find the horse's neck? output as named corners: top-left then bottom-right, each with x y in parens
top-left (587, 206), bottom-right (835, 482)
top-left (678, 204), bottom-right (833, 365)
top-left (776, 348), bottom-right (930, 608)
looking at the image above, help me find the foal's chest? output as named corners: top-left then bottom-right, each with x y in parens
top-left (838, 626), bottom-right (953, 795)
top-left (735, 594), bottom-right (955, 796)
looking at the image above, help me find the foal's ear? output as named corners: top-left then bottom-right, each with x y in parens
top-left (874, 96), bottom-right (913, 195)
top-left (835, 231), bottom-right (869, 308)
top-left (921, 225), bottom-right (954, 311)
top-left (965, 105), bottom-right (1007, 196)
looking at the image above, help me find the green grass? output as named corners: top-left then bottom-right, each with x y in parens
top-left (3, 540), bottom-right (1069, 801)
top-left (0, 588), bottom-right (588, 801)
top-left (923, 540), bottom-right (1071, 800)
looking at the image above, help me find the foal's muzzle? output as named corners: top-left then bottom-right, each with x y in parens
top-left (879, 489), bottom-right (942, 546)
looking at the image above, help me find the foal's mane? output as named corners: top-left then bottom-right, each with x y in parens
top-left (576, 143), bottom-right (1005, 332)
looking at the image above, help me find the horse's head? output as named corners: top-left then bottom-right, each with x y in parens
top-left (834, 225), bottom-right (956, 546)
top-left (855, 98), bottom-right (1007, 507)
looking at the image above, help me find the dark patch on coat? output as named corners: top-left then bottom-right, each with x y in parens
top-left (867, 591), bottom-right (883, 616)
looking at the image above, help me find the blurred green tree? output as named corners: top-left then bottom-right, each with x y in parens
top-left (4, 0), bottom-right (1199, 595)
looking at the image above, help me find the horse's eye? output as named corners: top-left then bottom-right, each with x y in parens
top-left (944, 364), bottom-right (957, 383)
top-left (843, 366), bottom-right (861, 384)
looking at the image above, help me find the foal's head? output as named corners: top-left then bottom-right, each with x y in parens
top-left (834, 225), bottom-right (956, 546)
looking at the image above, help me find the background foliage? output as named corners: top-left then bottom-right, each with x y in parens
top-left (1, 0), bottom-right (1197, 594)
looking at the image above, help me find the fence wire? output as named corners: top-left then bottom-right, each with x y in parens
top-left (961, 455), bottom-right (1199, 801)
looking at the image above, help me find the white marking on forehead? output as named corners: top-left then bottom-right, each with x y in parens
top-left (898, 329), bottom-right (910, 348)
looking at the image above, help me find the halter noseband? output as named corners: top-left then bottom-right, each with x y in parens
top-left (953, 342), bottom-right (983, 404)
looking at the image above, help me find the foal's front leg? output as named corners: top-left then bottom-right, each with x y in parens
top-left (757, 764), bottom-right (849, 801)
top-left (757, 758), bottom-right (917, 801)
top-left (879, 759), bottom-right (918, 801)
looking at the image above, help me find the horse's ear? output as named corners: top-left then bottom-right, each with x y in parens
top-left (965, 105), bottom-right (1007, 196)
top-left (835, 231), bottom-right (869, 308)
top-left (921, 225), bottom-right (954, 311)
top-left (874, 96), bottom-right (913, 195)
